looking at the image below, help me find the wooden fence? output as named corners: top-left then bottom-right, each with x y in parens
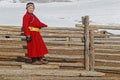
top-left (77, 16), bottom-right (120, 73)
top-left (0, 25), bottom-right (85, 71)
top-left (0, 16), bottom-right (120, 76)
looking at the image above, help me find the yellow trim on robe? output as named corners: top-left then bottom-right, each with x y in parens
top-left (29, 26), bottom-right (40, 32)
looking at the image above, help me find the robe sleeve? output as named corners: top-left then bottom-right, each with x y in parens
top-left (39, 21), bottom-right (48, 28)
top-left (22, 15), bottom-right (31, 36)
top-left (35, 16), bottom-right (47, 28)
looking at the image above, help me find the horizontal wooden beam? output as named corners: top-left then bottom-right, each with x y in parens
top-left (46, 54), bottom-right (84, 60)
top-left (75, 24), bottom-right (84, 28)
top-left (95, 66), bottom-right (120, 71)
top-left (0, 61), bottom-right (25, 66)
top-left (3, 76), bottom-right (118, 80)
top-left (94, 38), bottom-right (120, 41)
top-left (95, 35), bottom-right (120, 37)
top-left (80, 71), bottom-right (105, 77)
top-left (0, 52), bottom-right (83, 60)
top-left (76, 24), bottom-right (120, 30)
top-left (0, 26), bottom-right (82, 31)
top-left (95, 59), bottom-right (120, 64)
top-left (0, 69), bottom-right (83, 77)
top-left (45, 41), bottom-right (84, 46)
top-left (0, 52), bottom-right (25, 57)
top-left (0, 32), bottom-right (84, 38)
top-left (95, 53), bottom-right (120, 57)
top-left (21, 64), bottom-right (59, 70)
top-left (95, 45), bottom-right (120, 49)
top-left (95, 49), bottom-right (120, 53)
top-left (0, 45), bottom-right (24, 49)
top-left (0, 38), bottom-right (22, 41)
top-left (0, 43), bottom-right (85, 50)
top-left (0, 29), bottom-right (84, 34)
top-left (90, 25), bottom-right (120, 30)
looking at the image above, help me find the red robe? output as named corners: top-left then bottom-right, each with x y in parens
top-left (22, 12), bottom-right (48, 58)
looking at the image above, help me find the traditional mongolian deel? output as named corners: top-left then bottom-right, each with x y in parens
top-left (22, 12), bottom-right (48, 58)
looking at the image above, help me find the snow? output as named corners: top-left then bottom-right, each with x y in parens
top-left (0, 0), bottom-right (20, 3)
top-left (0, 0), bottom-right (120, 34)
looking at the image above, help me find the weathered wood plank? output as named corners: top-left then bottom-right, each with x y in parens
top-left (81, 71), bottom-right (105, 77)
top-left (95, 49), bottom-right (120, 53)
top-left (0, 33), bottom-right (84, 38)
top-left (95, 44), bottom-right (120, 49)
top-left (0, 38), bottom-right (83, 45)
top-left (0, 31), bottom-right (22, 35)
top-left (46, 54), bottom-right (84, 60)
top-left (0, 52), bottom-right (25, 57)
top-left (95, 66), bottom-right (120, 71)
top-left (83, 16), bottom-right (90, 71)
top-left (0, 69), bottom-right (83, 77)
top-left (0, 40), bottom-right (84, 46)
top-left (0, 68), bottom-right (105, 77)
top-left (75, 24), bottom-right (85, 28)
top-left (0, 26), bottom-right (20, 31)
top-left (0, 29), bottom-right (84, 34)
top-left (95, 59), bottom-right (120, 64)
top-left (44, 37), bottom-right (67, 41)
top-left (44, 37), bottom-right (83, 42)
top-left (95, 34), bottom-right (120, 37)
top-left (94, 40), bottom-right (120, 44)
top-left (0, 45), bottom-right (84, 50)
top-left (0, 35), bottom-right (25, 38)
top-left (42, 27), bottom-right (82, 30)
top-left (0, 40), bottom-right (25, 43)
top-left (0, 66), bottom-right (20, 69)
top-left (0, 26), bottom-right (83, 31)
top-left (95, 44), bottom-right (120, 47)
top-left (0, 61), bottom-right (25, 66)
top-left (41, 30), bottom-right (84, 34)
top-left (42, 33), bottom-right (84, 38)
top-left (95, 61), bottom-right (120, 67)
top-left (94, 38), bottom-right (120, 41)
top-left (3, 76), bottom-right (118, 80)
top-left (0, 38), bottom-right (22, 41)
top-left (0, 30), bottom-right (84, 35)
top-left (95, 53), bottom-right (120, 56)
top-left (89, 30), bottom-right (95, 71)
top-left (0, 59), bottom-right (83, 69)
top-left (0, 43), bottom-right (26, 46)
top-left (21, 64), bottom-right (60, 70)
top-left (90, 25), bottom-right (120, 30)
top-left (0, 45), bottom-right (24, 49)
top-left (58, 63), bottom-right (84, 68)
top-left (0, 52), bottom-right (83, 60)
top-left (45, 41), bottom-right (84, 46)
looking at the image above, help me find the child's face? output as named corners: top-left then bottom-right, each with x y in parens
top-left (27, 6), bottom-right (35, 13)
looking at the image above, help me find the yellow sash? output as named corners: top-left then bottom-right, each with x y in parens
top-left (29, 26), bottom-right (40, 32)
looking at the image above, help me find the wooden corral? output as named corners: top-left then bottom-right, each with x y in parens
top-left (0, 16), bottom-right (120, 79)
top-left (77, 16), bottom-right (120, 74)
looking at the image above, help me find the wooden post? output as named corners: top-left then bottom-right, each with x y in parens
top-left (82, 16), bottom-right (90, 71)
top-left (89, 29), bottom-right (95, 71)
